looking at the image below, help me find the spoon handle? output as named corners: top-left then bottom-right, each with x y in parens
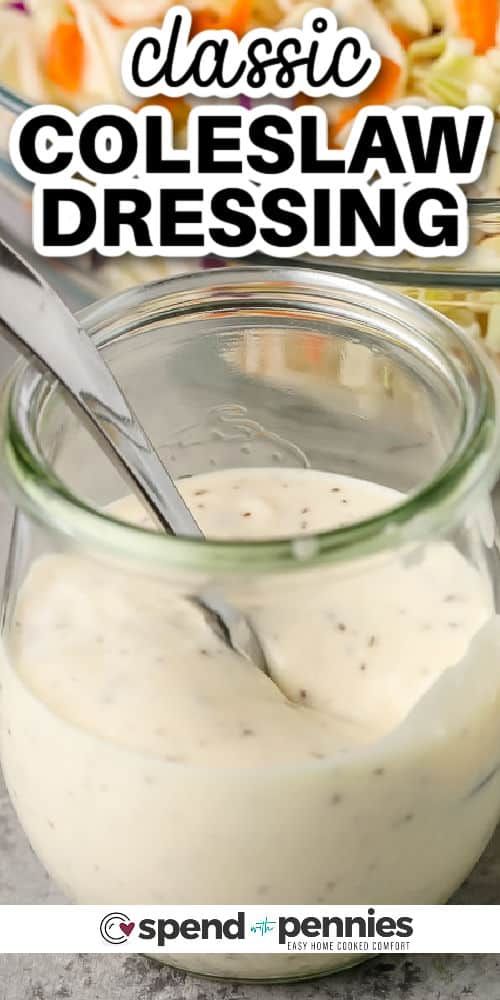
top-left (0, 239), bottom-right (270, 676)
top-left (0, 241), bottom-right (200, 537)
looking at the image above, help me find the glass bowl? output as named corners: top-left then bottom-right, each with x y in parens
top-left (0, 81), bottom-right (204, 300)
top-left (300, 229), bottom-right (500, 363)
top-left (0, 83), bottom-right (114, 308)
top-left (0, 79), bottom-right (499, 325)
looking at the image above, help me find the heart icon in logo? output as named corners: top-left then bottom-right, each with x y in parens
top-left (119, 922), bottom-right (135, 938)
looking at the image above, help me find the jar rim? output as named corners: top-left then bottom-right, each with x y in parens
top-left (1, 266), bottom-right (499, 575)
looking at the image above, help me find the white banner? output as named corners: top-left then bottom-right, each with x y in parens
top-left (0, 905), bottom-right (499, 953)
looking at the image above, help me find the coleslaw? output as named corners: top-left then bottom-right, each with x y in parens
top-left (0, 2), bottom-right (498, 158)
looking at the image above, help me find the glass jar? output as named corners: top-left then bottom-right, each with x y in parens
top-left (1, 268), bottom-right (500, 983)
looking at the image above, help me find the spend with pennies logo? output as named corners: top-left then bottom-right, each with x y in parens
top-left (100, 912), bottom-right (136, 944)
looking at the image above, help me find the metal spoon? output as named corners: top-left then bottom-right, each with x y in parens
top-left (0, 239), bottom-right (268, 674)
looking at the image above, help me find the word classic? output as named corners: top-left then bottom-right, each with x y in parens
top-left (121, 6), bottom-right (382, 100)
top-left (10, 102), bottom-right (492, 259)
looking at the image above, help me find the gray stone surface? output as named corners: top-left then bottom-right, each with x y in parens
top-left (1, 817), bottom-right (500, 1000)
top-left (1, 340), bottom-right (500, 999)
top-left (1, 952), bottom-right (500, 1000)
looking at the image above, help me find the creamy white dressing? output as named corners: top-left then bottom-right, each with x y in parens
top-left (2, 467), bottom-right (500, 980)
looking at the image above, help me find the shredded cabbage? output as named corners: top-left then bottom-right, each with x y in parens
top-left (0, 0), bottom-right (497, 170)
top-left (379, 0), bottom-right (431, 35)
top-left (400, 284), bottom-right (500, 351)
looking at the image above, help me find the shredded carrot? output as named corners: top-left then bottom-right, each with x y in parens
top-left (390, 22), bottom-right (418, 49)
top-left (294, 93), bottom-right (313, 108)
top-left (454, 0), bottom-right (498, 55)
top-left (191, 0), bottom-right (251, 38)
top-left (331, 57), bottom-right (402, 139)
top-left (108, 14), bottom-right (125, 27)
top-left (327, 125), bottom-right (342, 150)
top-left (46, 20), bottom-right (84, 93)
top-left (303, 335), bottom-right (326, 366)
top-left (136, 94), bottom-right (191, 130)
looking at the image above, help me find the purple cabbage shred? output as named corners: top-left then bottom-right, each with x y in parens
top-left (202, 255), bottom-right (227, 269)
